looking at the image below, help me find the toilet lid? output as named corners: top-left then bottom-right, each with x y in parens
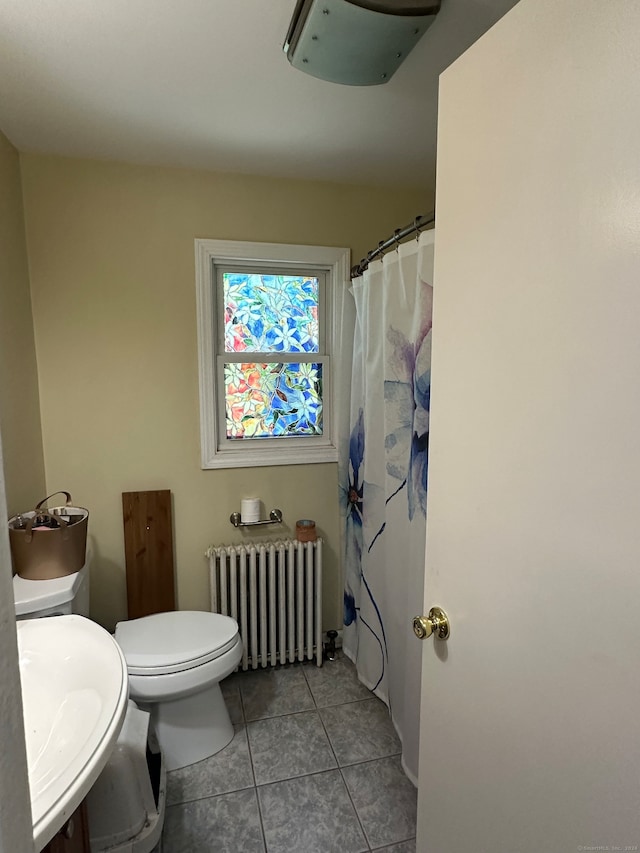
top-left (115, 611), bottom-right (239, 675)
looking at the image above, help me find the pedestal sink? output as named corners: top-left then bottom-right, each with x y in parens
top-left (16, 615), bottom-right (129, 851)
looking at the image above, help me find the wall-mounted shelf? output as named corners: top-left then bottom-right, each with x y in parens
top-left (229, 508), bottom-right (283, 528)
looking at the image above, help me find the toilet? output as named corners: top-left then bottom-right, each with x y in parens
top-left (115, 609), bottom-right (242, 770)
top-left (13, 554), bottom-right (243, 772)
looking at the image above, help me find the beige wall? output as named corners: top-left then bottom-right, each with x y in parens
top-left (0, 131), bottom-right (45, 517)
top-left (0, 129), bottom-right (37, 852)
top-left (20, 153), bottom-right (426, 631)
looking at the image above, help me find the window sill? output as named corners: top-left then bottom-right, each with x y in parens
top-left (202, 445), bottom-right (338, 470)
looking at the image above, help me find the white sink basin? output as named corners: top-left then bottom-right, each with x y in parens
top-left (16, 615), bottom-right (128, 851)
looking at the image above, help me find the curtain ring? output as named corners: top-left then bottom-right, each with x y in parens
top-left (414, 216), bottom-right (423, 241)
top-left (393, 229), bottom-right (402, 252)
top-left (351, 258), bottom-right (367, 278)
top-left (378, 240), bottom-right (386, 260)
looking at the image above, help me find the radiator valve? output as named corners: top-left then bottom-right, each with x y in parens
top-left (324, 630), bottom-right (338, 661)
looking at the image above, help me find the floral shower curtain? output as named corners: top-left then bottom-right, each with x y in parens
top-left (339, 230), bottom-right (435, 785)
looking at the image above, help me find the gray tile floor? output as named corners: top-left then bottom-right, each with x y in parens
top-left (161, 654), bottom-right (417, 853)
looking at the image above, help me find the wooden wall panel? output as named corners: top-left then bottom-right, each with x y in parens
top-left (122, 489), bottom-right (175, 619)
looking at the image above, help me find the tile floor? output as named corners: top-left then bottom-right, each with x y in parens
top-left (161, 654), bottom-right (417, 853)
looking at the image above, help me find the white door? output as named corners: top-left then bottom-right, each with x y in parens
top-left (417, 1), bottom-right (640, 851)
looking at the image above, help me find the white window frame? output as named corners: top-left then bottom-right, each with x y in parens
top-left (195, 238), bottom-right (350, 469)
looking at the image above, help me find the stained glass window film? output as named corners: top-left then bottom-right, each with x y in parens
top-left (224, 362), bottom-right (323, 438)
top-left (223, 273), bottom-right (319, 354)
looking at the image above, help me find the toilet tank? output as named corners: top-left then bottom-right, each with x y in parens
top-left (13, 553), bottom-right (91, 620)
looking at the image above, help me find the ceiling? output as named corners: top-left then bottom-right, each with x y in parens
top-left (0, 0), bottom-right (519, 192)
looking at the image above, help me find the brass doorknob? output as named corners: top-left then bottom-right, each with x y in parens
top-left (413, 607), bottom-right (450, 640)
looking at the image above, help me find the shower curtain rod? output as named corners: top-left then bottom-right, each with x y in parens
top-left (351, 210), bottom-right (435, 279)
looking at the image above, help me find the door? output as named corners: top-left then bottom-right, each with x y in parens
top-left (417, 1), bottom-right (640, 851)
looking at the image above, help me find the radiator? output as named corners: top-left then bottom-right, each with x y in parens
top-left (206, 539), bottom-right (323, 670)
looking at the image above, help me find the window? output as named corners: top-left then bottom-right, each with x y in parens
top-left (195, 239), bottom-right (349, 469)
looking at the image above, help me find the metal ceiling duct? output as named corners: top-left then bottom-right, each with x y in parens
top-left (283, 0), bottom-right (441, 86)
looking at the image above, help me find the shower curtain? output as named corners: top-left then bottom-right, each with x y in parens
top-left (339, 230), bottom-right (435, 785)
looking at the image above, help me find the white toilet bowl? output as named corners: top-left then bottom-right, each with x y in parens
top-left (115, 610), bottom-right (243, 771)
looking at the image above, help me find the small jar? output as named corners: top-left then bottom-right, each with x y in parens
top-left (295, 519), bottom-right (317, 542)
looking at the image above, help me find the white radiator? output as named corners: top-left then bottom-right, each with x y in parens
top-left (206, 539), bottom-right (323, 670)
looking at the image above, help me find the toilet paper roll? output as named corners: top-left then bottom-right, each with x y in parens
top-left (240, 498), bottom-right (261, 523)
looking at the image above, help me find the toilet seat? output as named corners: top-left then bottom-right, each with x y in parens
top-left (115, 611), bottom-right (239, 676)
top-left (126, 635), bottom-right (243, 704)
